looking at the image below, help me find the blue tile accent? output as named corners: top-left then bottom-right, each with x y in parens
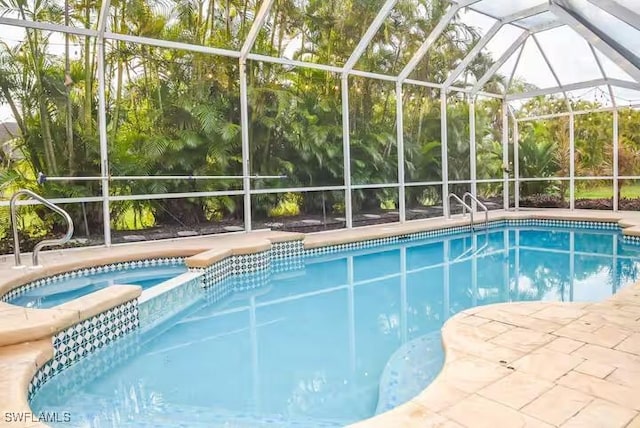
top-left (304, 219), bottom-right (620, 256)
top-left (28, 299), bottom-right (139, 401)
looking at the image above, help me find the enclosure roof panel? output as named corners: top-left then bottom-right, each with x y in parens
top-left (470, 0), bottom-right (548, 20)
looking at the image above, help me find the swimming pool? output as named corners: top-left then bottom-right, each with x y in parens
top-left (30, 224), bottom-right (640, 427)
top-left (6, 261), bottom-right (187, 309)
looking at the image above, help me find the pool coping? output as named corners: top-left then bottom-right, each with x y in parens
top-left (3, 209), bottom-right (640, 427)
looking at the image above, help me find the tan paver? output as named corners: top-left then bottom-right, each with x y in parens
top-left (557, 370), bottom-right (640, 410)
top-left (478, 371), bottom-right (553, 410)
top-left (616, 333), bottom-right (640, 355)
top-left (490, 327), bottom-right (555, 353)
top-left (444, 394), bottom-right (553, 428)
top-left (559, 398), bottom-right (636, 428)
top-left (521, 385), bottom-right (593, 426)
top-left (574, 360), bottom-right (616, 378)
top-left (545, 337), bottom-right (585, 354)
top-left (511, 348), bottom-right (584, 381)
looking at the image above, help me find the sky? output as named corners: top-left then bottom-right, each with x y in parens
top-left (1, 3), bottom-right (639, 124)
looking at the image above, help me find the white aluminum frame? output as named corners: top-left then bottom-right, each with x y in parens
top-left (2, 0), bottom-right (640, 244)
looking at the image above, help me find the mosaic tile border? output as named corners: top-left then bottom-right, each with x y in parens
top-left (272, 240), bottom-right (304, 260)
top-left (28, 299), bottom-right (139, 402)
top-left (29, 331), bottom-right (141, 404)
top-left (623, 235), bottom-right (640, 244)
top-left (1, 257), bottom-right (185, 302)
top-left (304, 219), bottom-right (620, 256)
top-left (190, 250), bottom-right (272, 289)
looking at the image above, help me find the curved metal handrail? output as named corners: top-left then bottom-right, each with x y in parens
top-left (447, 193), bottom-right (474, 228)
top-left (10, 189), bottom-right (74, 268)
top-left (463, 192), bottom-right (489, 230)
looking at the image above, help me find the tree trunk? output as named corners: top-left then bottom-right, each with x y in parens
top-left (20, 22), bottom-right (58, 175)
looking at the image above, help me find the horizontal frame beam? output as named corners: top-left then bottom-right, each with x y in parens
top-left (0, 16), bottom-right (98, 37)
top-left (507, 78), bottom-right (640, 100)
top-left (517, 103), bottom-right (640, 122)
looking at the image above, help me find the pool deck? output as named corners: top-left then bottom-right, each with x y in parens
top-left (4, 209), bottom-right (640, 427)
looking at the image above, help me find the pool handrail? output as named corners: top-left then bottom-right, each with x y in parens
top-left (463, 192), bottom-right (489, 231)
top-left (447, 193), bottom-right (474, 230)
top-left (10, 189), bottom-right (74, 268)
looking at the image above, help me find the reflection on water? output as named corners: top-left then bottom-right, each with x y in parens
top-left (32, 227), bottom-right (640, 427)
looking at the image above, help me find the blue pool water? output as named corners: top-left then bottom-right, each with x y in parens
top-left (9, 263), bottom-right (187, 309)
top-left (31, 225), bottom-right (640, 427)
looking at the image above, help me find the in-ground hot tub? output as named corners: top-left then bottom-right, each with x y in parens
top-left (4, 259), bottom-right (187, 309)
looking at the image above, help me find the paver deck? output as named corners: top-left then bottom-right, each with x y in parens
top-left (3, 209), bottom-right (640, 427)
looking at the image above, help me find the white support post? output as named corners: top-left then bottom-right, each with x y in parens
top-left (502, 100), bottom-right (509, 210)
top-left (341, 75), bottom-right (354, 228)
top-left (239, 61), bottom-right (252, 231)
top-left (469, 96), bottom-right (477, 210)
top-left (441, 92), bottom-right (449, 217)
top-left (613, 109), bottom-right (619, 211)
top-left (570, 113), bottom-right (575, 210)
top-left (97, 0), bottom-right (111, 246)
top-left (514, 120), bottom-right (520, 210)
top-left (97, 40), bottom-right (111, 246)
top-left (237, 0), bottom-right (274, 232)
top-left (396, 83), bottom-right (406, 222)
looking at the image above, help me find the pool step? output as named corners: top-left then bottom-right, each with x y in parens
top-left (375, 331), bottom-right (444, 415)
